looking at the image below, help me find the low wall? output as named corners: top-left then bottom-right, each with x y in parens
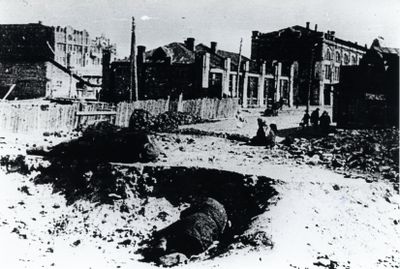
top-left (0, 98), bottom-right (239, 133)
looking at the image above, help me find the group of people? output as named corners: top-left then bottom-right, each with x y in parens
top-left (300, 108), bottom-right (331, 133)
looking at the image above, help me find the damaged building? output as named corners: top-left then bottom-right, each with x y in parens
top-left (103, 38), bottom-right (293, 108)
top-left (0, 22), bottom-right (115, 100)
top-left (251, 22), bottom-right (366, 106)
top-left (334, 39), bottom-right (399, 128)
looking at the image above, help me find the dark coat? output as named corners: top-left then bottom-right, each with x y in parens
top-left (155, 197), bottom-right (227, 257)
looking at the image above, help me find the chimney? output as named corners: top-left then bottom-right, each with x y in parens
top-left (252, 30), bottom-right (259, 37)
top-left (210, 41), bottom-right (217, 53)
top-left (330, 31), bottom-right (335, 37)
top-left (38, 20), bottom-right (42, 25)
top-left (137, 45), bottom-right (146, 63)
top-left (185, 37), bottom-right (195, 51)
top-left (130, 16), bottom-right (138, 102)
top-left (314, 24), bottom-right (318, 31)
top-left (101, 49), bottom-right (111, 100)
top-left (306, 22), bottom-right (310, 29)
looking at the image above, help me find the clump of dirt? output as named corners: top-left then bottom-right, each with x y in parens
top-left (0, 154), bottom-right (30, 174)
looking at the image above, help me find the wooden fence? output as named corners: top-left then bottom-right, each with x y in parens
top-left (0, 98), bottom-right (239, 133)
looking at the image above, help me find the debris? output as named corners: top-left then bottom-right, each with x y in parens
top-left (128, 109), bottom-right (203, 133)
top-left (18, 185), bottom-right (32, 196)
top-left (332, 184), bottom-right (340, 191)
top-left (158, 252), bottom-right (188, 267)
top-left (72, 240), bottom-right (81, 247)
top-left (118, 239), bottom-right (131, 246)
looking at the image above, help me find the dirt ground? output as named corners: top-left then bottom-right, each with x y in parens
top-left (0, 107), bottom-right (399, 269)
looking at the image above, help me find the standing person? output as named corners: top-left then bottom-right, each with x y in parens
top-left (300, 111), bottom-right (310, 128)
top-left (278, 97), bottom-right (284, 110)
top-left (310, 108), bottom-right (320, 128)
top-left (295, 96), bottom-right (300, 109)
top-left (319, 111), bottom-right (331, 134)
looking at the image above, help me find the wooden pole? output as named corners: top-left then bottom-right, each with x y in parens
top-left (1, 84), bottom-right (16, 101)
top-left (130, 17), bottom-right (138, 102)
top-left (235, 38), bottom-right (243, 98)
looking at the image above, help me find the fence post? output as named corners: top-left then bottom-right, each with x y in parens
top-left (177, 93), bottom-right (183, 112)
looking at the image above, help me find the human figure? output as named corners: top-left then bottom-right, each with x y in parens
top-left (310, 108), bottom-right (320, 128)
top-left (265, 123), bottom-right (277, 147)
top-left (319, 111), bottom-right (331, 134)
top-left (300, 111), bottom-right (310, 128)
top-left (251, 118), bottom-right (267, 145)
top-left (295, 96), bottom-right (301, 109)
top-left (235, 110), bottom-right (246, 129)
top-left (272, 101), bottom-right (279, 116)
top-left (278, 97), bottom-right (284, 110)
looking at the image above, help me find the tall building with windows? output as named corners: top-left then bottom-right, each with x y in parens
top-left (251, 22), bottom-right (366, 106)
top-left (0, 22), bottom-right (114, 100)
top-left (53, 25), bottom-right (116, 86)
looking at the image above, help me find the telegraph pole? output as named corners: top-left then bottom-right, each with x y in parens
top-left (235, 38), bottom-right (243, 98)
top-left (307, 43), bottom-right (318, 113)
top-left (130, 17), bottom-right (138, 102)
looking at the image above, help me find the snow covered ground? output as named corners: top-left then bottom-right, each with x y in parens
top-left (0, 121), bottom-right (399, 269)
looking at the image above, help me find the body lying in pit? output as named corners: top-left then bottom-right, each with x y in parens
top-left (142, 197), bottom-right (229, 266)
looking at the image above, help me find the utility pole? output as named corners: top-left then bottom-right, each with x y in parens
top-left (307, 43), bottom-right (318, 113)
top-left (235, 38), bottom-right (243, 98)
top-left (129, 16), bottom-right (138, 102)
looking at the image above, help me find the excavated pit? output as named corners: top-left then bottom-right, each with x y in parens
top-left (122, 165), bottom-right (279, 264)
top-left (33, 161), bottom-right (279, 265)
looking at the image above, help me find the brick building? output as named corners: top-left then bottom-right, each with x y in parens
top-left (104, 38), bottom-right (292, 108)
top-left (0, 22), bottom-right (113, 100)
top-left (334, 39), bottom-right (399, 128)
top-left (251, 22), bottom-right (366, 106)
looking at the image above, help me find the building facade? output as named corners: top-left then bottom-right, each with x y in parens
top-left (251, 22), bottom-right (366, 106)
top-left (104, 38), bottom-right (293, 108)
top-left (0, 22), bottom-right (113, 100)
top-left (53, 25), bottom-right (115, 86)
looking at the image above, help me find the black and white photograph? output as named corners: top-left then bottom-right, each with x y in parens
top-left (0, 0), bottom-right (399, 268)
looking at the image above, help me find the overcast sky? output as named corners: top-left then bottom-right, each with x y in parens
top-left (0, 0), bottom-right (399, 58)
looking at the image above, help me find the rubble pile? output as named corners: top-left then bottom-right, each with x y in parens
top-left (34, 161), bottom-right (128, 204)
top-left (128, 109), bottom-right (154, 132)
top-left (33, 122), bottom-right (161, 163)
top-left (28, 122), bottom-right (160, 204)
top-left (282, 128), bottom-right (399, 181)
top-left (177, 128), bottom-right (250, 142)
top-left (152, 111), bottom-right (203, 132)
top-left (129, 109), bottom-right (203, 132)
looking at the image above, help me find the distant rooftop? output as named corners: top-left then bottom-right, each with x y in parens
top-left (254, 23), bottom-right (367, 51)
